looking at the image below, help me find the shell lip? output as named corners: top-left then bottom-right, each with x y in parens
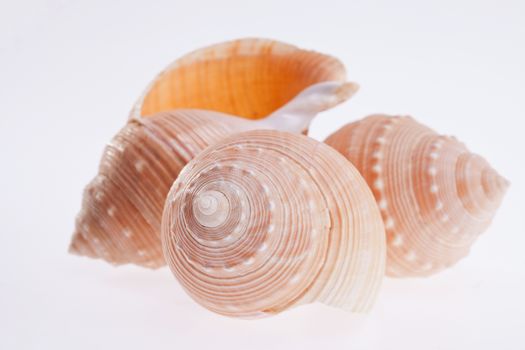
top-left (335, 82), bottom-right (359, 105)
top-left (129, 37), bottom-right (347, 121)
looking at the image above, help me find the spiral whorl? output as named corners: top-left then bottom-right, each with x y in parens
top-left (162, 130), bottom-right (385, 318)
top-left (70, 110), bottom-right (251, 268)
top-left (325, 115), bottom-right (509, 277)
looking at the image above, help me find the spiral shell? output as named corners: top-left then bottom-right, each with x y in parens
top-left (131, 38), bottom-right (346, 130)
top-left (162, 130), bottom-right (385, 318)
top-left (325, 115), bottom-right (509, 277)
top-left (70, 37), bottom-right (352, 268)
top-left (70, 111), bottom-right (254, 267)
top-left (70, 80), bottom-right (355, 268)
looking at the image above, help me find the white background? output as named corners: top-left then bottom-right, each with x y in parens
top-left (1, 0), bottom-right (524, 349)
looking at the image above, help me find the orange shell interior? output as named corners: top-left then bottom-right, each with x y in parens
top-left (134, 38), bottom-right (346, 120)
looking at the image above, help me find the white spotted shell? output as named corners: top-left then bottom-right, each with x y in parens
top-left (70, 80), bottom-right (356, 268)
top-left (325, 115), bottom-right (509, 277)
top-left (162, 129), bottom-right (385, 318)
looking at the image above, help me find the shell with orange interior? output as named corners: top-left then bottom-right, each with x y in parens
top-left (69, 38), bottom-right (356, 268)
top-left (131, 37), bottom-right (348, 134)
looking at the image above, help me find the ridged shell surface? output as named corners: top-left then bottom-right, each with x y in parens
top-left (325, 115), bottom-right (508, 277)
top-left (161, 130), bottom-right (385, 318)
top-left (70, 110), bottom-right (253, 268)
top-left (132, 38), bottom-right (346, 127)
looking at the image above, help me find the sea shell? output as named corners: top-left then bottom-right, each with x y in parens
top-left (131, 37), bottom-right (347, 133)
top-left (325, 115), bottom-right (509, 277)
top-left (70, 81), bottom-right (357, 268)
top-left (162, 129), bottom-right (385, 318)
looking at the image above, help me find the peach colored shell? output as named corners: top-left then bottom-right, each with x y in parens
top-left (162, 130), bottom-right (385, 318)
top-left (69, 81), bottom-right (355, 268)
top-left (325, 115), bottom-right (508, 277)
top-left (69, 38), bottom-right (355, 268)
top-left (70, 111), bottom-right (252, 267)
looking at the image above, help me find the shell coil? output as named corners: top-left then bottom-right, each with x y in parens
top-left (325, 115), bottom-right (508, 277)
top-left (162, 130), bottom-right (386, 318)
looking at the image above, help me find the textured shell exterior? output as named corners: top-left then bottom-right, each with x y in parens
top-left (69, 79), bottom-right (355, 268)
top-left (131, 38), bottom-right (346, 125)
top-left (325, 115), bottom-right (509, 277)
top-left (70, 110), bottom-right (254, 268)
top-left (161, 130), bottom-right (385, 318)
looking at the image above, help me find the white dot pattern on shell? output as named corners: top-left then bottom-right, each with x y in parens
top-left (161, 130), bottom-right (386, 318)
top-left (324, 114), bottom-right (509, 278)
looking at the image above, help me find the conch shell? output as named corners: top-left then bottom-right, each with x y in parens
top-left (70, 81), bottom-right (357, 268)
top-left (162, 129), bottom-right (385, 318)
top-left (325, 115), bottom-right (509, 277)
top-left (131, 37), bottom-right (347, 133)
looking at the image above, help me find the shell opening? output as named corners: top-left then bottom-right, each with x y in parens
top-left (132, 38), bottom-right (347, 121)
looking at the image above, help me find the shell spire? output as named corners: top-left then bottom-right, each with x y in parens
top-left (162, 130), bottom-right (385, 318)
top-left (69, 111), bottom-right (244, 268)
top-left (325, 115), bottom-right (508, 277)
